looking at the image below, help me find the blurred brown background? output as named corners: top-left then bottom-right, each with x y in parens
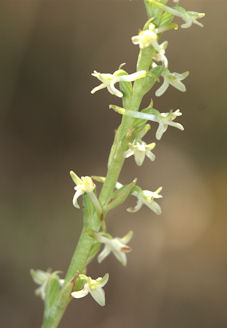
top-left (1, 0), bottom-right (227, 327)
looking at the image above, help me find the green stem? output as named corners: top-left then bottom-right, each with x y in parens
top-left (41, 45), bottom-right (155, 328)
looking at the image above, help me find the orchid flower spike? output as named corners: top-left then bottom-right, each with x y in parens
top-left (71, 273), bottom-right (109, 307)
top-left (128, 187), bottom-right (163, 215)
top-left (155, 68), bottom-right (189, 97)
top-left (93, 231), bottom-right (133, 266)
top-left (91, 69), bottom-right (146, 98)
top-left (124, 140), bottom-right (156, 166)
top-left (148, 0), bottom-right (205, 29)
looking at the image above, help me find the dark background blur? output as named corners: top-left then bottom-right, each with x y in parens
top-left (1, 0), bottom-right (227, 327)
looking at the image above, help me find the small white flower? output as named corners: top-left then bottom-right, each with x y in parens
top-left (94, 231), bottom-right (133, 266)
top-left (124, 140), bottom-right (156, 166)
top-left (165, 6), bottom-right (205, 29)
top-left (128, 187), bottom-right (163, 215)
top-left (131, 23), bottom-right (158, 49)
top-left (151, 108), bottom-right (184, 140)
top-left (109, 105), bottom-right (183, 140)
top-left (71, 273), bottom-right (109, 307)
top-left (70, 171), bottom-right (95, 208)
top-left (30, 269), bottom-right (63, 300)
top-left (155, 68), bottom-right (189, 97)
top-left (152, 41), bottom-right (168, 68)
top-left (148, 0), bottom-right (205, 29)
top-left (91, 69), bottom-right (146, 98)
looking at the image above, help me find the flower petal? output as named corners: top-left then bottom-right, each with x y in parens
top-left (72, 189), bottom-right (83, 208)
top-left (112, 249), bottom-right (127, 266)
top-left (146, 150), bottom-right (156, 161)
top-left (144, 199), bottom-right (162, 215)
top-left (108, 81), bottom-right (123, 98)
top-left (98, 246), bottom-right (111, 264)
top-left (120, 230), bottom-right (133, 244)
top-left (127, 197), bottom-right (143, 213)
top-left (155, 78), bottom-right (169, 97)
top-left (89, 287), bottom-right (106, 306)
top-left (91, 83), bottom-right (106, 94)
top-left (71, 287), bottom-right (89, 299)
top-left (96, 273), bottom-right (109, 288)
top-left (118, 70), bottom-right (146, 82)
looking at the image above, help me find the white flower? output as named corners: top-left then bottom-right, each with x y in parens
top-left (91, 69), bottom-right (146, 98)
top-left (124, 140), bottom-right (156, 166)
top-left (132, 24), bottom-right (169, 67)
top-left (131, 23), bottom-right (158, 49)
top-left (30, 269), bottom-right (63, 300)
top-left (109, 105), bottom-right (184, 140)
top-left (148, 0), bottom-right (205, 29)
top-left (70, 171), bottom-right (95, 208)
top-left (128, 187), bottom-right (163, 215)
top-left (155, 68), bottom-right (189, 97)
top-left (153, 108), bottom-right (184, 140)
top-left (165, 5), bottom-right (205, 29)
top-left (71, 273), bottom-right (109, 307)
top-left (94, 231), bottom-right (133, 266)
top-left (152, 41), bottom-right (168, 68)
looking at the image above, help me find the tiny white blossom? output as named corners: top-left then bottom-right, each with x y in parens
top-left (148, 0), bottom-right (205, 29)
top-left (132, 24), bottom-right (169, 67)
top-left (155, 68), bottom-right (189, 97)
top-left (70, 171), bottom-right (95, 208)
top-left (165, 5), bottom-right (205, 29)
top-left (124, 140), bottom-right (156, 166)
top-left (152, 41), bottom-right (168, 68)
top-left (109, 105), bottom-right (183, 140)
top-left (91, 69), bottom-right (146, 98)
top-left (153, 109), bottom-right (184, 140)
top-left (71, 273), bottom-right (109, 307)
top-left (128, 187), bottom-right (163, 215)
top-left (30, 269), bottom-right (63, 300)
top-left (131, 23), bottom-right (158, 49)
top-left (94, 231), bottom-right (133, 266)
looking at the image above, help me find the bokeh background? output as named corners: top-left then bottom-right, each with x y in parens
top-left (1, 0), bottom-right (227, 327)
